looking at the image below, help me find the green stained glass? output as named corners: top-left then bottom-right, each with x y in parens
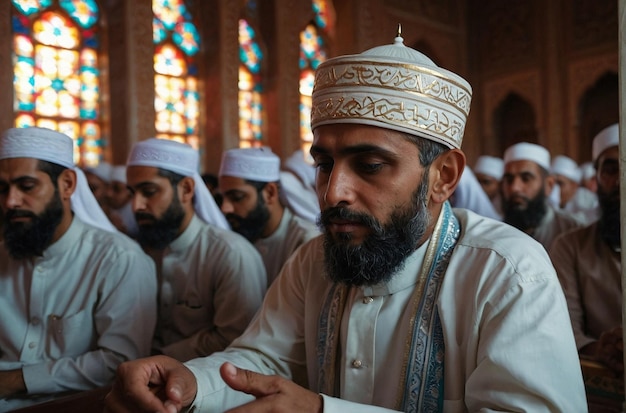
top-left (12, 0), bottom-right (103, 166)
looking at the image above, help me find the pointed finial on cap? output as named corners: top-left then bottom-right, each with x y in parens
top-left (394, 23), bottom-right (404, 45)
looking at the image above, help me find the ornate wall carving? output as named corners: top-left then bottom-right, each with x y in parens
top-left (569, 0), bottom-right (617, 51)
top-left (385, 0), bottom-right (459, 27)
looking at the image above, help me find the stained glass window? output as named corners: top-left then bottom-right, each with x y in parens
top-left (299, 0), bottom-right (333, 155)
top-left (238, 19), bottom-right (263, 148)
top-left (152, 0), bottom-right (200, 150)
top-left (11, 0), bottom-right (103, 167)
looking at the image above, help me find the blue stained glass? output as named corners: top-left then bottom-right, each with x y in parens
top-left (16, 55), bottom-right (35, 65)
top-left (60, 0), bottom-right (99, 29)
top-left (76, 137), bottom-right (84, 145)
top-left (153, 18), bottom-right (166, 44)
top-left (12, 15), bottom-right (29, 34)
top-left (51, 78), bottom-right (65, 91)
top-left (83, 32), bottom-right (99, 48)
top-left (187, 63), bottom-right (198, 76)
top-left (12, 0), bottom-right (53, 16)
top-left (173, 22), bottom-right (199, 56)
top-left (80, 108), bottom-right (96, 119)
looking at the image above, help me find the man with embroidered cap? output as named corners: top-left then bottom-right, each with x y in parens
top-left (218, 147), bottom-right (319, 285)
top-left (549, 123), bottom-right (622, 375)
top-left (107, 165), bottom-right (138, 238)
top-left (125, 138), bottom-right (267, 362)
top-left (105, 33), bottom-right (585, 413)
top-left (501, 142), bottom-right (582, 249)
top-left (0, 127), bottom-right (157, 410)
top-left (473, 155), bottom-right (504, 216)
top-left (551, 154), bottom-right (598, 224)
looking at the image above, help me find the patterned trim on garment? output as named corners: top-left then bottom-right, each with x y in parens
top-left (316, 282), bottom-right (348, 395)
top-left (397, 201), bottom-right (460, 412)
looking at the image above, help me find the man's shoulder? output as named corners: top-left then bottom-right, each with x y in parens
top-left (74, 218), bottom-right (148, 258)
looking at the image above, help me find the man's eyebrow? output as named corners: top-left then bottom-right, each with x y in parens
top-left (310, 144), bottom-right (397, 157)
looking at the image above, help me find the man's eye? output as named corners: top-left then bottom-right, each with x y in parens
top-left (314, 161), bottom-right (332, 173)
top-left (141, 189), bottom-right (157, 197)
top-left (359, 163), bottom-right (383, 173)
top-left (19, 183), bottom-right (35, 192)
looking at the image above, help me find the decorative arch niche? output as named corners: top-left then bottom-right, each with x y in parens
top-left (492, 92), bottom-right (538, 153)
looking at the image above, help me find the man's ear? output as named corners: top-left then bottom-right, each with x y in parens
top-left (429, 149), bottom-right (465, 204)
top-left (58, 169), bottom-right (77, 201)
top-left (262, 182), bottom-right (279, 205)
top-left (179, 176), bottom-right (195, 203)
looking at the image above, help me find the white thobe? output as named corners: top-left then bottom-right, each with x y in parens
top-left (549, 221), bottom-right (621, 349)
top-left (155, 215), bottom-right (267, 362)
top-left (185, 208), bottom-right (586, 412)
top-left (532, 204), bottom-right (582, 250)
top-left (0, 217), bottom-right (157, 410)
top-left (254, 208), bottom-right (320, 285)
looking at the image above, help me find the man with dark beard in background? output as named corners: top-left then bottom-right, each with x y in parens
top-left (501, 142), bottom-right (582, 250)
top-left (0, 127), bottom-right (157, 411)
top-left (126, 138), bottom-right (267, 362)
top-left (105, 35), bottom-right (585, 413)
top-left (218, 147), bottom-right (319, 286)
top-left (550, 123), bottom-right (622, 375)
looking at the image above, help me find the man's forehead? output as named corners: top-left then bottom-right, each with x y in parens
top-left (504, 159), bottom-right (542, 174)
top-left (0, 157), bottom-right (42, 176)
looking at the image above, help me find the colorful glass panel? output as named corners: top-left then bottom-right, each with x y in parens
top-left (312, 0), bottom-right (332, 31)
top-left (238, 19), bottom-right (263, 74)
top-left (299, 23), bottom-right (327, 146)
top-left (12, 0), bottom-right (103, 167)
top-left (238, 19), bottom-right (263, 146)
top-left (152, 0), bottom-right (200, 147)
top-left (60, 0), bottom-right (98, 29)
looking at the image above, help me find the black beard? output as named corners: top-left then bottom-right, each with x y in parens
top-left (136, 195), bottom-right (185, 250)
top-left (503, 188), bottom-right (547, 232)
top-left (4, 190), bottom-right (64, 260)
top-left (225, 195), bottom-right (270, 242)
top-left (597, 186), bottom-right (620, 249)
top-left (317, 181), bottom-right (430, 287)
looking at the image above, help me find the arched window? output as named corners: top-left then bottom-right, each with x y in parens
top-left (152, 0), bottom-right (200, 150)
top-left (238, 18), bottom-right (264, 148)
top-left (12, 0), bottom-right (102, 166)
top-left (299, 0), bottom-right (333, 155)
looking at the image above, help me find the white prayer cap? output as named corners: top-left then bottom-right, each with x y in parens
top-left (279, 171), bottom-right (320, 224)
top-left (84, 161), bottom-right (112, 183)
top-left (473, 156), bottom-right (504, 180)
top-left (284, 150), bottom-right (316, 188)
top-left (0, 127), bottom-right (116, 233)
top-left (579, 162), bottom-right (596, 181)
top-left (592, 123), bottom-right (619, 161)
top-left (219, 147), bottom-right (280, 182)
top-left (127, 138), bottom-right (229, 230)
top-left (311, 33), bottom-right (472, 149)
top-left (551, 155), bottom-right (581, 183)
top-left (503, 142), bottom-right (551, 171)
top-left (110, 165), bottom-right (127, 184)
top-left (0, 127), bottom-right (74, 168)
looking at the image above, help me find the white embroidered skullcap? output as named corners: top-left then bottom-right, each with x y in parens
top-left (110, 165), bottom-right (127, 184)
top-left (279, 171), bottom-right (320, 224)
top-left (0, 127), bottom-right (74, 168)
top-left (283, 150), bottom-right (316, 189)
top-left (579, 161), bottom-right (596, 181)
top-left (0, 127), bottom-right (116, 233)
top-left (473, 156), bottom-right (504, 180)
top-left (503, 142), bottom-right (551, 171)
top-left (592, 123), bottom-right (619, 162)
top-left (219, 147), bottom-right (280, 182)
top-left (128, 138), bottom-right (229, 230)
top-left (551, 155), bottom-right (581, 183)
top-left (311, 33), bottom-right (472, 149)
top-left (84, 161), bottom-right (112, 183)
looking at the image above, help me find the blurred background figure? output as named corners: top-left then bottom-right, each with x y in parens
top-left (551, 155), bottom-right (598, 224)
top-left (580, 161), bottom-right (598, 193)
top-left (83, 161), bottom-right (113, 214)
top-left (280, 149), bottom-right (320, 225)
top-left (473, 155), bottom-right (504, 217)
top-left (107, 165), bottom-right (139, 238)
top-left (202, 172), bottom-right (223, 207)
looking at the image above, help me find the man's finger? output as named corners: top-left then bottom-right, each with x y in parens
top-left (220, 362), bottom-right (280, 398)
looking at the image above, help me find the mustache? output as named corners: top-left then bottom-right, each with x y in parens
top-left (5, 209), bottom-right (37, 220)
top-left (134, 212), bottom-right (157, 223)
top-left (319, 207), bottom-right (380, 229)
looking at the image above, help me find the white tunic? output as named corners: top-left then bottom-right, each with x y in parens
top-left (155, 215), bottom-right (267, 362)
top-left (532, 205), bottom-right (582, 250)
top-left (0, 217), bottom-right (157, 409)
top-left (186, 208), bottom-right (586, 412)
top-left (254, 208), bottom-right (320, 285)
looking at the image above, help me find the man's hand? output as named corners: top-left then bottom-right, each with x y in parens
top-left (595, 327), bottom-right (624, 376)
top-left (104, 355), bottom-right (197, 413)
top-left (221, 362), bottom-right (323, 413)
top-left (0, 369), bottom-right (25, 398)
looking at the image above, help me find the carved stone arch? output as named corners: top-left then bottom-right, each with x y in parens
top-left (492, 93), bottom-right (538, 154)
top-left (482, 71), bottom-right (541, 155)
top-left (576, 71), bottom-right (619, 162)
top-left (567, 52), bottom-right (618, 162)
